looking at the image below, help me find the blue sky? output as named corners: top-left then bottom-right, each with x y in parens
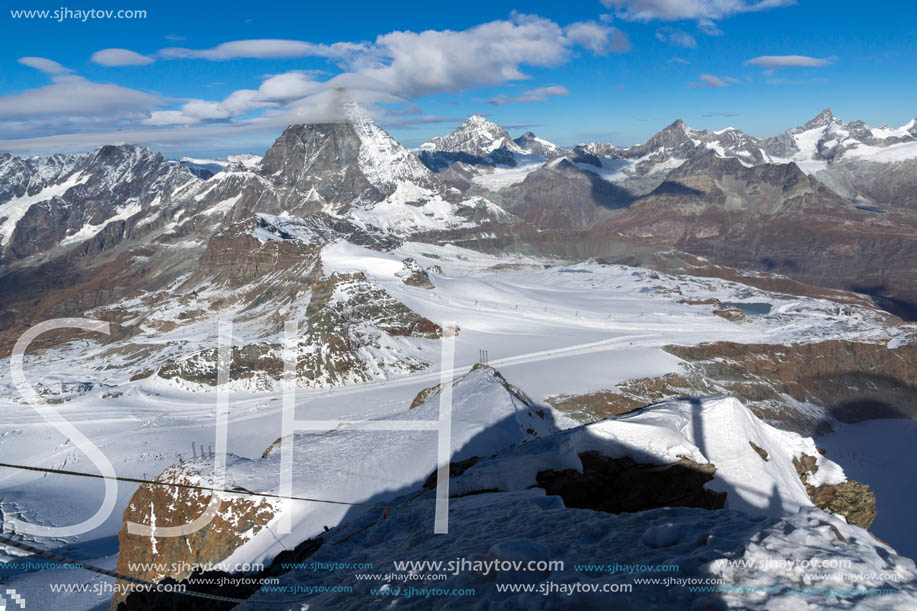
top-left (1, 0), bottom-right (914, 157)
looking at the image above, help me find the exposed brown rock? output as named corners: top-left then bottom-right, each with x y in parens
top-left (548, 340), bottom-right (915, 435)
top-left (396, 258), bottom-right (434, 289)
top-left (599, 151), bottom-right (917, 320)
top-left (547, 373), bottom-right (716, 423)
top-left (158, 344), bottom-right (283, 387)
top-left (111, 461), bottom-right (279, 610)
top-left (794, 453), bottom-right (877, 529)
top-left (714, 307), bottom-right (746, 322)
top-left (666, 340), bottom-right (917, 432)
top-left (808, 481), bottom-right (877, 529)
top-left (750, 442), bottom-right (769, 461)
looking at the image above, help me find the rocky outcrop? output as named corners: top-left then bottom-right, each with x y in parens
top-left (396, 257), bottom-right (434, 289)
top-left (714, 307), bottom-right (746, 321)
top-left (295, 272), bottom-right (442, 386)
top-left (110, 460), bottom-right (281, 610)
top-left (547, 373), bottom-right (717, 423)
top-left (503, 159), bottom-right (635, 229)
top-left (666, 340), bottom-right (917, 432)
top-left (808, 481), bottom-right (878, 530)
top-left (158, 270), bottom-right (446, 388)
top-left (794, 453), bottom-right (877, 529)
top-left (158, 344), bottom-right (283, 388)
top-left (513, 132), bottom-right (565, 158)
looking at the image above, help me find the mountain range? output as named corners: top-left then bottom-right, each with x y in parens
top-left (2, 104), bottom-right (916, 358)
top-left (2, 99), bottom-right (917, 610)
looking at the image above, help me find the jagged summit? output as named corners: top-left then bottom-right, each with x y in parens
top-left (260, 104), bottom-right (433, 201)
top-left (421, 114), bottom-right (524, 157)
top-left (513, 131), bottom-right (565, 157)
top-left (801, 107), bottom-right (835, 129)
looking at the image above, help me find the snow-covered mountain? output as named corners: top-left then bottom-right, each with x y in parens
top-left (513, 131), bottom-right (566, 158)
top-left (420, 114), bottom-right (525, 157)
top-left (179, 154), bottom-right (261, 179)
top-left (419, 109), bottom-right (917, 196)
top-left (0, 146), bottom-right (194, 264)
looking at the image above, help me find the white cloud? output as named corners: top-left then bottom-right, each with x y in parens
top-left (488, 85), bottom-right (571, 106)
top-left (158, 39), bottom-right (365, 61)
top-left (565, 21), bottom-right (631, 54)
top-left (142, 70), bottom-right (324, 126)
top-left (697, 18), bottom-right (724, 35)
top-left (0, 75), bottom-right (158, 120)
top-left (154, 14), bottom-right (612, 100)
top-left (723, 76), bottom-right (741, 83)
top-left (3, 15), bottom-right (627, 150)
top-left (668, 56), bottom-right (690, 64)
top-left (656, 27), bottom-right (697, 48)
top-left (745, 55), bottom-right (833, 67)
top-left (257, 71), bottom-right (324, 100)
top-left (348, 14), bottom-right (572, 99)
top-left (690, 74), bottom-right (728, 88)
top-left (18, 57), bottom-right (72, 75)
top-left (143, 110), bottom-right (198, 126)
top-left (602, 0), bottom-right (796, 21)
top-left (91, 48), bottom-right (155, 66)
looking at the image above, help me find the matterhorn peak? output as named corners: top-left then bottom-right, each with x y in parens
top-left (337, 89), bottom-right (375, 128)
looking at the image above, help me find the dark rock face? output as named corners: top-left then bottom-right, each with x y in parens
top-left (817, 158), bottom-right (917, 210)
top-left (808, 481), bottom-right (877, 530)
top-left (568, 145), bottom-right (603, 167)
top-left (258, 123), bottom-right (384, 213)
top-left (536, 452), bottom-right (727, 514)
top-left (192, 220), bottom-right (322, 289)
top-left (504, 159), bottom-right (634, 229)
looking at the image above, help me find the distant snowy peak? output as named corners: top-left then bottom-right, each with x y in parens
top-left (796, 107), bottom-right (839, 132)
top-left (571, 109), bottom-right (917, 175)
top-left (762, 108), bottom-right (917, 166)
top-left (513, 131), bottom-right (566, 157)
top-left (422, 114), bottom-right (525, 156)
top-left (180, 154), bottom-right (262, 179)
